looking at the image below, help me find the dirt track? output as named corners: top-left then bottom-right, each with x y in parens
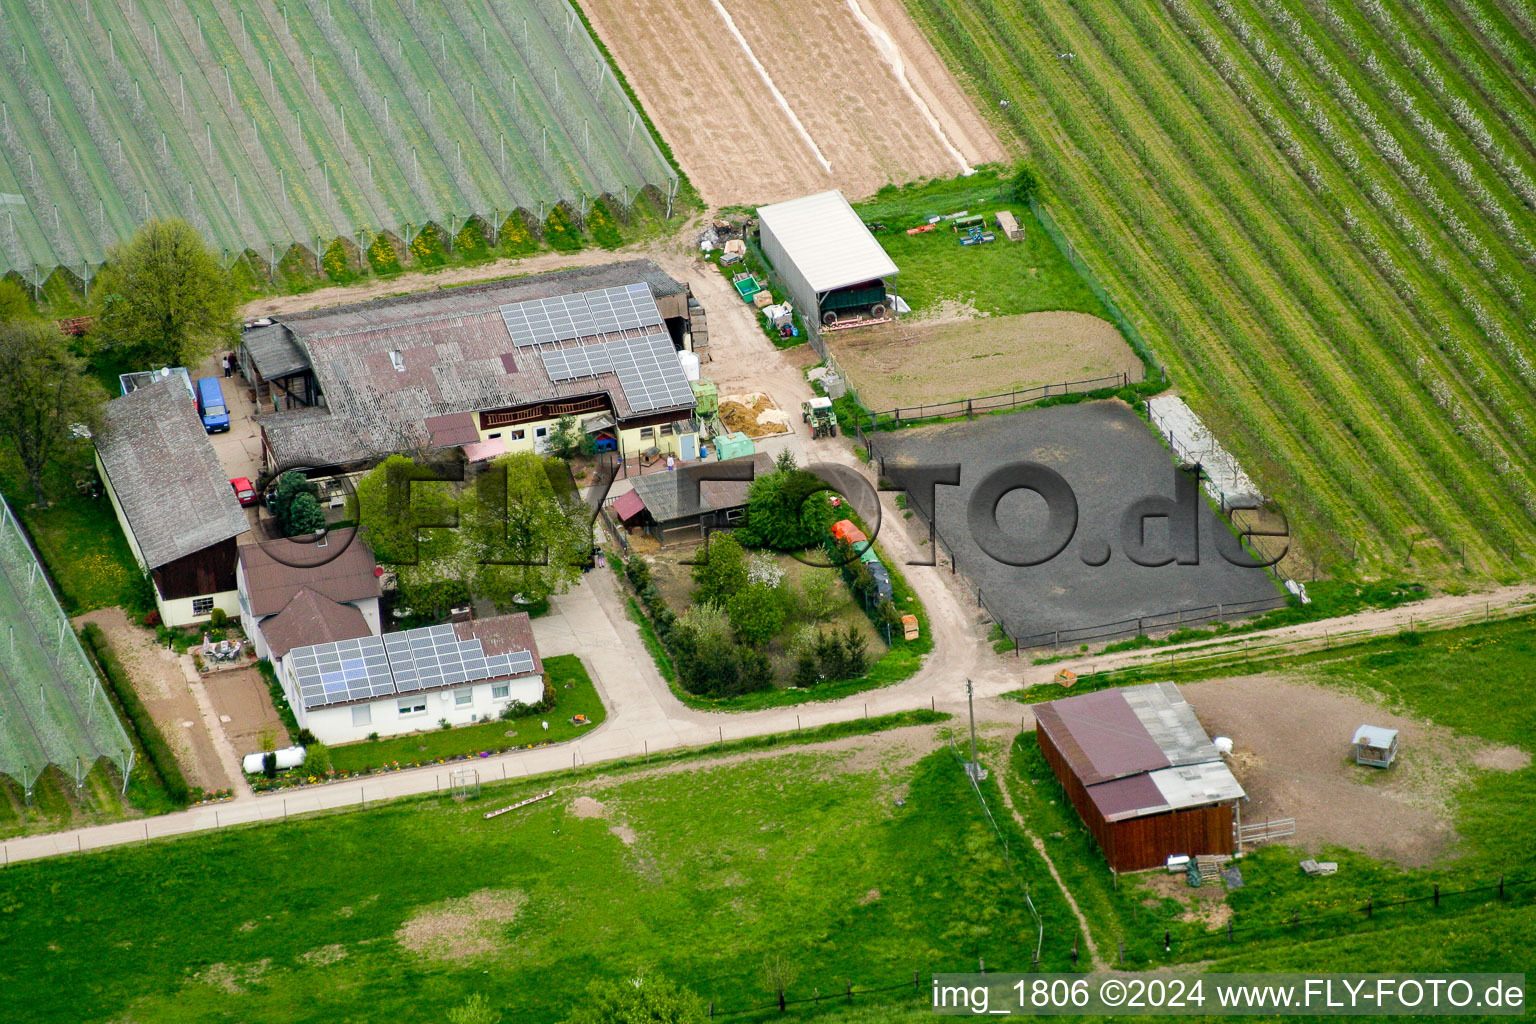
top-left (830, 311), bottom-right (1142, 410)
top-left (577, 0), bottom-right (1004, 204)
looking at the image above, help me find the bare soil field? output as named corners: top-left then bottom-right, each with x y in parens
top-left (75, 609), bottom-right (232, 792)
top-left (577, 0), bottom-right (1003, 204)
top-left (206, 668), bottom-right (291, 760)
top-left (829, 310), bottom-right (1141, 410)
top-left (1184, 674), bottom-right (1529, 868)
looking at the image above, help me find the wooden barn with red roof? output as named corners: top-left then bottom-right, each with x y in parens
top-left (1033, 682), bottom-right (1245, 871)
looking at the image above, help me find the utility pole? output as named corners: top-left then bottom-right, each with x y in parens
top-left (965, 679), bottom-right (986, 781)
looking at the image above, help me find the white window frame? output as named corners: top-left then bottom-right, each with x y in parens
top-left (492, 683), bottom-right (510, 700)
top-left (352, 704), bottom-right (372, 727)
top-left (397, 698), bottom-right (427, 717)
top-left (192, 596), bottom-right (214, 616)
top-left (454, 687), bottom-right (473, 707)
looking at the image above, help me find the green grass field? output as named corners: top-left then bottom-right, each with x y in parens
top-left (327, 653), bottom-right (605, 773)
top-left (0, 0), bottom-right (677, 282)
top-left (0, 725), bottom-right (1084, 1024)
top-left (908, 0), bottom-right (1536, 582)
top-left (851, 171), bottom-right (1109, 319)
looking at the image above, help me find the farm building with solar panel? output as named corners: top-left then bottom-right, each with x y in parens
top-left (276, 615), bottom-right (544, 745)
top-left (251, 260), bottom-right (708, 473)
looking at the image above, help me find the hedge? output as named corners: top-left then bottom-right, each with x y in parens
top-left (79, 624), bottom-right (191, 806)
top-left (257, 659), bottom-right (302, 740)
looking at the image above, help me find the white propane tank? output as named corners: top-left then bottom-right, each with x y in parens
top-left (242, 745), bottom-right (306, 775)
top-left (678, 349), bottom-right (701, 382)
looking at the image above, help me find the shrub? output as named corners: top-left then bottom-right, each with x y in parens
top-left (670, 621), bottom-right (771, 697)
top-left (411, 223), bottom-right (448, 267)
top-left (322, 238), bottom-right (357, 283)
top-left (1005, 164), bottom-right (1040, 204)
top-left (727, 583), bottom-right (785, 646)
top-left (544, 204), bottom-right (583, 251)
top-left (301, 742), bottom-right (330, 777)
top-left (840, 624), bottom-right (869, 677)
top-left (295, 728), bottom-right (318, 746)
top-left (284, 492), bottom-right (326, 535)
top-left (366, 233), bottom-right (401, 274)
top-left (587, 199), bottom-right (623, 249)
top-left (455, 218), bottom-right (488, 260)
top-left (80, 624), bottom-right (190, 805)
top-left (208, 607), bottom-right (227, 628)
top-left (257, 659), bottom-right (302, 738)
top-left (270, 472), bottom-right (320, 536)
top-left (691, 534), bottom-right (747, 605)
top-left (128, 571), bottom-right (158, 617)
top-left (792, 651), bottom-right (820, 688)
top-left (501, 212), bottom-right (538, 255)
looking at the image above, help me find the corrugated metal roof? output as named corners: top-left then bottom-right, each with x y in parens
top-left (95, 378), bottom-right (250, 568)
top-left (1036, 682), bottom-right (1246, 820)
top-left (1147, 763), bottom-right (1245, 813)
top-left (1352, 724), bottom-right (1398, 747)
top-left (1038, 688), bottom-right (1169, 785)
top-left (1124, 681), bottom-right (1222, 766)
top-left (757, 190), bottom-right (898, 293)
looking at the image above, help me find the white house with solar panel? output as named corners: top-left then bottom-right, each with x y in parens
top-left (278, 614), bottom-right (545, 745)
top-left (252, 260), bottom-right (704, 473)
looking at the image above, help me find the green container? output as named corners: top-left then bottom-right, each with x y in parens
top-left (714, 431), bottom-right (756, 461)
top-left (691, 379), bottom-right (719, 417)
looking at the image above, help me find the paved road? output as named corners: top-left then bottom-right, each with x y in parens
top-left (7, 462), bottom-right (1533, 867)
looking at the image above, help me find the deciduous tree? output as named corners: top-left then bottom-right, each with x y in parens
top-left (0, 320), bottom-right (105, 506)
top-left (93, 219), bottom-right (237, 368)
top-left (565, 976), bottom-right (706, 1024)
top-left (462, 452), bottom-right (587, 609)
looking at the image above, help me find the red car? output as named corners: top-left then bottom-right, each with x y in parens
top-left (230, 477), bottom-right (259, 507)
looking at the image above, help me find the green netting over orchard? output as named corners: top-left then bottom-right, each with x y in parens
top-left (0, 0), bottom-right (678, 283)
top-left (0, 492), bottom-right (133, 798)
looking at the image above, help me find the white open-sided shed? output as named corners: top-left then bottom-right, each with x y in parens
top-left (756, 190), bottom-right (898, 327)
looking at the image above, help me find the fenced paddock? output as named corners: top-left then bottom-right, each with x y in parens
top-left (0, 0), bottom-right (677, 284)
top-left (0, 492), bottom-right (132, 799)
top-left (869, 402), bottom-right (1282, 649)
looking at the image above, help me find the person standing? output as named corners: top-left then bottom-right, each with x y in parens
top-left (222, 353), bottom-right (232, 377)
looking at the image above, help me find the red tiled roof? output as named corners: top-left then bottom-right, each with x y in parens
top-left (262, 587), bottom-right (372, 658)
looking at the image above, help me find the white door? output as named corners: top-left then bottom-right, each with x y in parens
top-left (533, 425), bottom-right (551, 454)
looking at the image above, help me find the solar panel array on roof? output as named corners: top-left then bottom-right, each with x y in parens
top-left (542, 344), bottom-right (614, 382)
top-left (500, 283), bottom-right (662, 348)
top-left (290, 636), bottom-right (394, 710)
top-left (609, 334), bottom-right (695, 412)
top-left (291, 623), bottom-right (536, 711)
top-left (538, 333), bottom-right (695, 412)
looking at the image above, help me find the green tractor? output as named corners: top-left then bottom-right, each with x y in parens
top-left (802, 396), bottom-right (838, 439)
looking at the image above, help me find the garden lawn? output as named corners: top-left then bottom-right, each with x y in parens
top-left (0, 456), bottom-right (143, 615)
top-left (852, 171), bottom-right (1108, 318)
top-left (0, 733), bottom-right (1080, 1024)
top-left (327, 655), bottom-right (603, 773)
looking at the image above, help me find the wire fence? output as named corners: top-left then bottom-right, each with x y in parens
top-left (1029, 198), bottom-right (1164, 382)
top-left (857, 437), bottom-right (1289, 653)
top-left (0, 491), bottom-right (133, 797)
top-left (847, 373), bottom-right (1139, 434)
top-left (1160, 875), bottom-right (1535, 959)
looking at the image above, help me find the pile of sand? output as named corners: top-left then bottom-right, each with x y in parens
top-left (719, 392), bottom-right (793, 437)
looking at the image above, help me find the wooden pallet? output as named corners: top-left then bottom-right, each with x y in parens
top-left (824, 316), bottom-right (893, 332)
